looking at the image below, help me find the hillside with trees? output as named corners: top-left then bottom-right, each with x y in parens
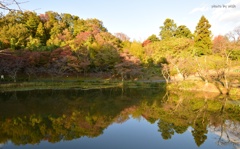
top-left (0, 10), bottom-right (240, 95)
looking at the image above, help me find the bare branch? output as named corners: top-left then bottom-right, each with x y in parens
top-left (0, 0), bottom-right (28, 12)
top-left (13, 0), bottom-right (21, 11)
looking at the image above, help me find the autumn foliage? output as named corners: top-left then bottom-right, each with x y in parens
top-left (0, 11), bottom-right (239, 82)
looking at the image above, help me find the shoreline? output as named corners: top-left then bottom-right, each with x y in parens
top-left (0, 79), bottom-right (165, 92)
top-left (1, 79), bottom-right (239, 99)
top-left (167, 80), bottom-right (240, 97)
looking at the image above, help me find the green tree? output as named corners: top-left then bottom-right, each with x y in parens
top-left (0, 23), bottom-right (29, 49)
top-left (194, 16), bottom-right (212, 55)
top-left (142, 34), bottom-right (160, 47)
top-left (46, 22), bottom-right (63, 47)
top-left (26, 36), bottom-right (41, 50)
top-left (90, 43), bottom-right (120, 71)
top-left (94, 32), bottom-right (122, 49)
top-left (43, 11), bottom-right (61, 40)
top-left (60, 13), bottom-right (74, 29)
top-left (159, 18), bottom-right (177, 40)
top-left (147, 34), bottom-right (160, 42)
top-left (73, 19), bottom-right (86, 36)
top-left (0, 11), bottom-right (24, 26)
top-left (24, 11), bottom-right (40, 37)
top-left (85, 18), bottom-right (107, 33)
top-left (36, 22), bottom-right (46, 45)
top-left (50, 22), bottom-right (62, 37)
top-left (129, 41), bottom-right (144, 59)
top-left (175, 25), bottom-right (193, 39)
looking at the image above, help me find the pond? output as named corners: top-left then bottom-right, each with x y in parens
top-left (0, 87), bottom-right (239, 149)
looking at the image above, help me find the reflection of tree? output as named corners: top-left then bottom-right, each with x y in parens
top-left (158, 120), bottom-right (174, 140)
top-left (0, 87), bottom-right (165, 145)
top-left (191, 119), bottom-right (208, 147)
top-left (191, 96), bottom-right (209, 146)
top-left (0, 88), bottom-right (240, 148)
top-left (211, 97), bottom-right (240, 149)
top-left (157, 91), bottom-right (230, 147)
top-left (173, 125), bottom-right (188, 134)
top-left (216, 121), bottom-right (240, 149)
top-left (157, 119), bottom-right (189, 140)
top-left (149, 91), bottom-right (240, 148)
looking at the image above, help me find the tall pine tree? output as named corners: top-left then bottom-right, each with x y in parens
top-left (159, 18), bottom-right (177, 40)
top-left (36, 22), bottom-right (46, 45)
top-left (194, 16), bottom-right (212, 55)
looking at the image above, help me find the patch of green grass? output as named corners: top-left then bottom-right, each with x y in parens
top-left (179, 81), bottom-right (197, 89)
top-left (229, 88), bottom-right (240, 96)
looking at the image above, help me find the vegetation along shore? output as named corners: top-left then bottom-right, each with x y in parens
top-left (0, 11), bottom-right (239, 95)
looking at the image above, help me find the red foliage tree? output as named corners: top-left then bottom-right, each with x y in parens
top-left (39, 13), bottom-right (49, 23)
top-left (142, 39), bottom-right (151, 47)
top-left (114, 52), bottom-right (142, 81)
top-left (72, 32), bottom-right (93, 49)
top-left (212, 35), bottom-right (228, 54)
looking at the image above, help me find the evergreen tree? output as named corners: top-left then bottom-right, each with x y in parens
top-left (25, 11), bottom-right (40, 37)
top-left (36, 22), bottom-right (46, 45)
top-left (50, 22), bottom-right (62, 37)
top-left (194, 16), bottom-right (212, 55)
top-left (43, 11), bottom-right (60, 40)
top-left (159, 18), bottom-right (177, 40)
top-left (175, 25), bottom-right (193, 39)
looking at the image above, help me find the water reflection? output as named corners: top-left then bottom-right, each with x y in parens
top-left (0, 88), bottom-right (239, 148)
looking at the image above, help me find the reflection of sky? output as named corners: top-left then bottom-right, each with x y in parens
top-left (3, 116), bottom-right (235, 149)
top-left (209, 120), bottom-right (240, 149)
top-left (0, 144), bottom-right (4, 148)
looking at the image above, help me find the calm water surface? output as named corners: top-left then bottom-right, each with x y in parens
top-left (0, 87), bottom-right (239, 149)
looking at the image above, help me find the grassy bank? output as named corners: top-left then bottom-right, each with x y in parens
top-left (167, 80), bottom-right (240, 97)
top-left (0, 79), bottom-right (164, 92)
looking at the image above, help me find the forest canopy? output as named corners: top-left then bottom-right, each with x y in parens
top-left (0, 10), bottom-right (239, 91)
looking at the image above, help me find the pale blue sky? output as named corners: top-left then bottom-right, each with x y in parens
top-left (6, 0), bottom-right (240, 41)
